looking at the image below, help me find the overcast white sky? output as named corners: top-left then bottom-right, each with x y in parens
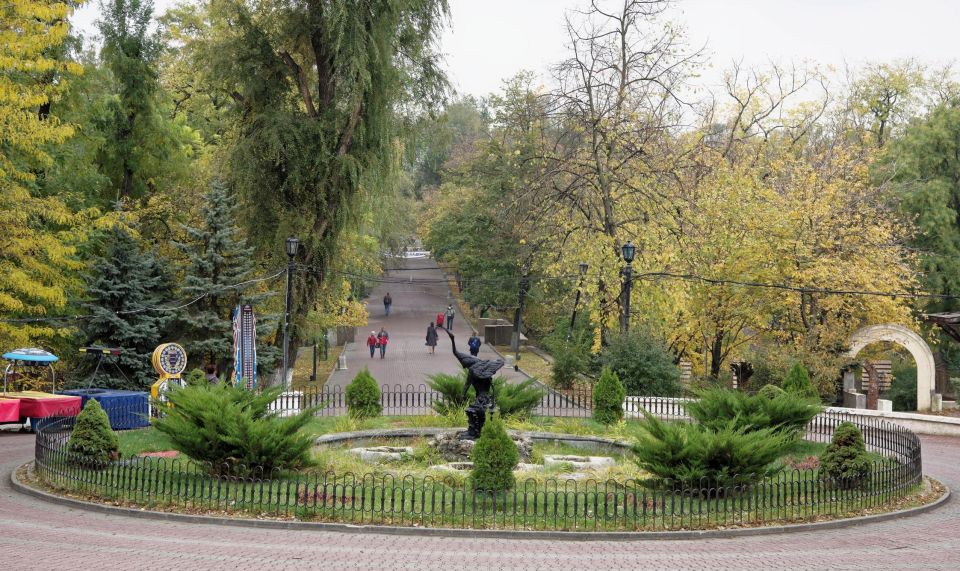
top-left (72, 0), bottom-right (959, 97)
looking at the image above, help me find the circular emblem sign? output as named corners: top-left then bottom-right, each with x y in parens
top-left (152, 343), bottom-right (187, 377)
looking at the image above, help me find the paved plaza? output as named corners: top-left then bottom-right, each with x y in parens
top-left (326, 257), bottom-right (525, 389)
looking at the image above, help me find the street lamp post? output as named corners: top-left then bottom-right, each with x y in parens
top-left (566, 262), bottom-right (589, 342)
top-left (620, 241), bottom-right (636, 334)
top-left (512, 267), bottom-right (530, 372)
top-left (282, 236), bottom-right (299, 388)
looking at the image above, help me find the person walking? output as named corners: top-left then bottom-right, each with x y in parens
top-left (467, 331), bottom-right (482, 357)
top-left (445, 304), bottom-right (455, 331)
top-left (425, 322), bottom-right (438, 354)
top-left (366, 331), bottom-right (378, 359)
top-left (383, 292), bottom-right (393, 317)
top-left (377, 327), bottom-right (389, 359)
top-left (436, 311), bottom-right (445, 329)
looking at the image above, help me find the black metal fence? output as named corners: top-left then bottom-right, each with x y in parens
top-left (33, 404), bottom-right (923, 532)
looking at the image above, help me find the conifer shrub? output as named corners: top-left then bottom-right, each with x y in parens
top-left (152, 383), bottom-right (316, 475)
top-left (470, 413), bottom-right (519, 491)
top-left (820, 421), bottom-right (872, 488)
top-left (600, 330), bottom-right (682, 396)
top-left (67, 399), bottom-right (121, 468)
top-left (686, 387), bottom-right (820, 436)
top-left (551, 348), bottom-right (584, 390)
top-left (783, 362), bottom-right (819, 400)
top-left (633, 413), bottom-right (792, 488)
top-left (757, 384), bottom-right (786, 400)
top-left (345, 368), bottom-right (382, 419)
top-left (593, 367), bottom-right (626, 425)
top-left (427, 373), bottom-right (543, 419)
top-left (184, 368), bottom-right (206, 387)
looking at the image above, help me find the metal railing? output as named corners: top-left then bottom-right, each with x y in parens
top-left (33, 403), bottom-right (923, 532)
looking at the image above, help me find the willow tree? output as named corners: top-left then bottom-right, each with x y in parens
top-left (175, 0), bottom-right (448, 371)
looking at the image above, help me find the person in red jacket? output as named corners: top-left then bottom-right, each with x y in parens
top-left (377, 328), bottom-right (389, 359)
top-left (366, 331), bottom-right (378, 359)
top-left (436, 311), bottom-right (445, 328)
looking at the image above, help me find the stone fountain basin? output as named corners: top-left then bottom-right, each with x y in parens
top-left (543, 455), bottom-right (616, 470)
top-left (429, 462), bottom-right (545, 473)
top-left (348, 446), bottom-right (413, 462)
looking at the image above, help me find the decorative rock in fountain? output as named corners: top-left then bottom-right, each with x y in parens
top-left (543, 455), bottom-right (615, 470)
top-left (430, 430), bottom-right (532, 462)
top-left (348, 446), bottom-right (412, 462)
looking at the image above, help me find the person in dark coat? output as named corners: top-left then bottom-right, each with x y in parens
top-left (425, 322), bottom-right (439, 354)
top-left (383, 292), bottom-right (393, 316)
top-left (467, 331), bottom-right (482, 357)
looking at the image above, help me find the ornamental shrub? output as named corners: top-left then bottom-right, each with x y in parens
top-left (153, 383), bottom-right (316, 475)
top-left (471, 413), bottom-right (519, 491)
top-left (686, 387), bottom-right (820, 436)
top-left (820, 421), bottom-right (872, 488)
top-left (67, 399), bottom-right (120, 467)
top-left (783, 363), bottom-right (818, 400)
top-left (427, 373), bottom-right (543, 419)
top-left (600, 330), bottom-right (681, 396)
top-left (345, 368), bottom-right (382, 419)
top-left (633, 413), bottom-right (792, 488)
top-left (593, 367), bottom-right (626, 425)
top-left (757, 384), bottom-right (786, 400)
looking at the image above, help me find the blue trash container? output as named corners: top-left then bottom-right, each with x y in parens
top-left (60, 388), bottom-right (150, 430)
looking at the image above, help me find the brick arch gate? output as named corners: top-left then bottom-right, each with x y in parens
top-left (847, 323), bottom-right (935, 411)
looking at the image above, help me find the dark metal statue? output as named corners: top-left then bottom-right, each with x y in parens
top-left (442, 327), bottom-right (504, 439)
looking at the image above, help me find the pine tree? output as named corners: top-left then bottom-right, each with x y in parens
top-left (80, 226), bottom-right (174, 389)
top-left (174, 180), bottom-right (270, 373)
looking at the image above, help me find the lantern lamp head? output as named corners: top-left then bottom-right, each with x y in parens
top-left (285, 236), bottom-right (300, 258)
top-left (621, 241), bottom-right (636, 264)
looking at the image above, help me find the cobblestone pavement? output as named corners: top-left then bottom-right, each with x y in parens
top-left (1, 429), bottom-right (958, 570)
top-left (326, 257), bottom-right (526, 389)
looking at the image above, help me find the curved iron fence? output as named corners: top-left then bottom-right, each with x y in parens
top-left (33, 405), bottom-right (922, 531)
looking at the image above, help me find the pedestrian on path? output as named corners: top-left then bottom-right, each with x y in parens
top-left (366, 331), bottom-right (378, 359)
top-left (445, 305), bottom-right (455, 331)
top-left (426, 322), bottom-right (438, 354)
top-left (377, 328), bottom-right (389, 359)
top-left (467, 331), bottom-right (481, 357)
top-left (383, 292), bottom-right (393, 316)
top-left (436, 311), bottom-right (445, 328)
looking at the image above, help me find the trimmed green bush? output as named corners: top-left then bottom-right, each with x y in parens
top-left (67, 399), bottom-right (120, 467)
top-left (686, 387), bottom-right (821, 436)
top-left (633, 413), bottom-right (792, 488)
top-left (427, 373), bottom-right (543, 419)
top-left (820, 421), bottom-right (872, 488)
top-left (783, 363), bottom-right (818, 400)
top-left (600, 330), bottom-right (682, 396)
top-left (184, 368), bottom-right (206, 387)
top-left (593, 367), bottom-right (626, 425)
top-left (153, 383), bottom-right (316, 475)
top-left (757, 384), bottom-right (786, 400)
top-left (471, 414), bottom-right (519, 491)
top-left (345, 368), bottom-right (382, 419)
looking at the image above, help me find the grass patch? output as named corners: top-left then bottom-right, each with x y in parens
top-left (117, 428), bottom-right (176, 457)
top-left (291, 344), bottom-right (344, 391)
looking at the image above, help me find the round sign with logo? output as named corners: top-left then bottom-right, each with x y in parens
top-left (151, 343), bottom-right (188, 404)
top-left (152, 343), bottom-right (187, 378)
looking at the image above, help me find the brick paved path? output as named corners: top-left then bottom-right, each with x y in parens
top-left (326, 257), bottom-right (525, 389)
top-left (2, 429), bottom-right (959, 570)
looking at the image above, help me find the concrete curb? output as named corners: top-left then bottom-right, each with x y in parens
top-left (12, 463), bottom-right (949, 541)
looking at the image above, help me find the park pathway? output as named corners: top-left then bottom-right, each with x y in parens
top-left (2, 429), bottom-right (959, 569)
top-left (325, 257), bottom-right (526, 389)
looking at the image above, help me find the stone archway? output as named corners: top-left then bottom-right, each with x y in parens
top-left (847, 324), bottom-right (935, 411)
